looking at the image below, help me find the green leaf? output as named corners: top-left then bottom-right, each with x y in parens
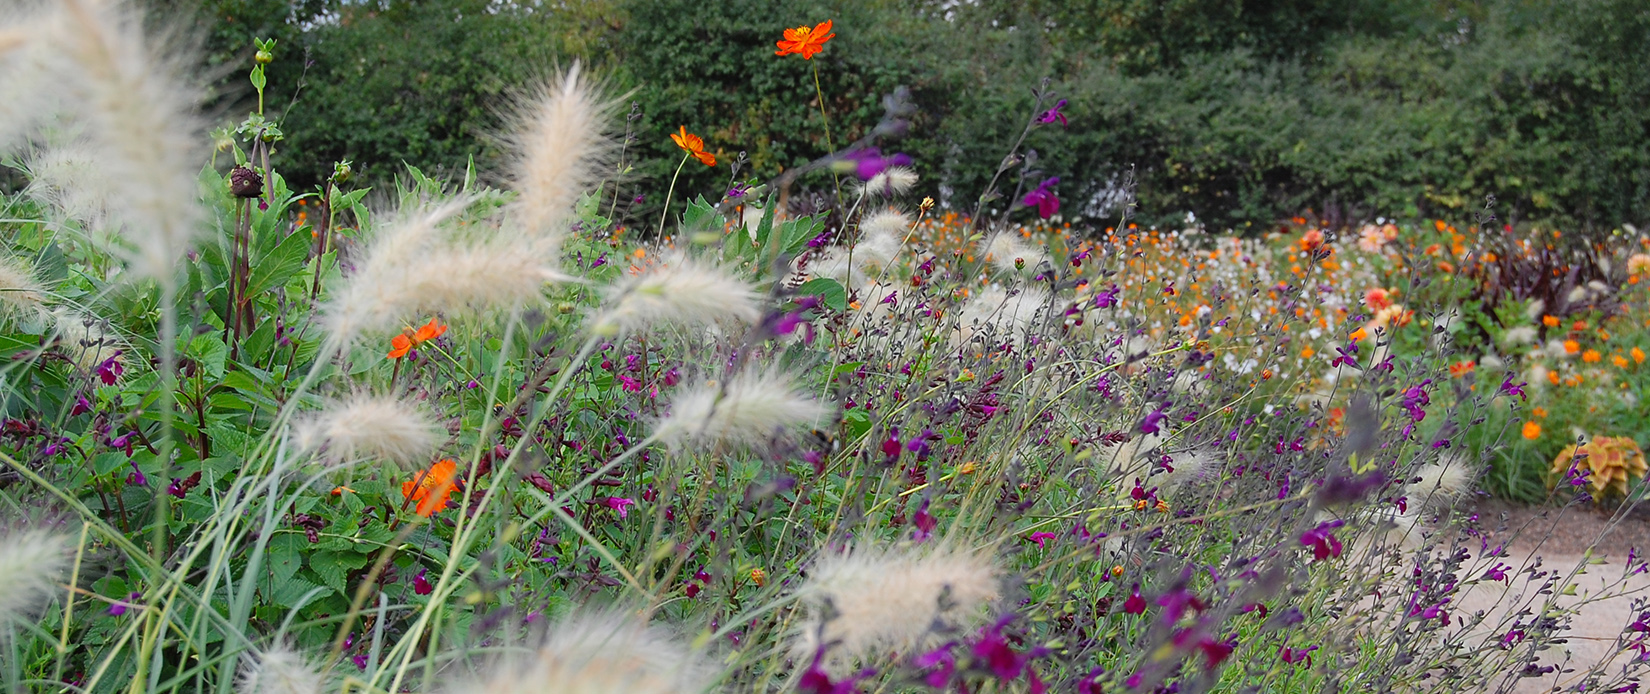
top-left (778, 215), bottom-right (825, 257)
top-left (309, 551), bottom-right (371, 595)
top-left (246, 230), bottom-right (311, 299)
top-left (266, 534), bottom-right (305, 584)
top-left (92, 452), bottom-right (128, 476)
top-left (843, 409), bottom-right (872, 441)
top-left (250, 65), bottom-right (266, 91)
top-left (796, 278), bottom-right (847, 312)
top-left (682, 195), bottom-right (720, 234)
top-left (185, 333), bottom-right (230, 382)
top-left (270, 577), bottom-right (326, 609)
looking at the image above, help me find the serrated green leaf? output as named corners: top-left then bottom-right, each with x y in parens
top-left (266, 534), bottom-right (305, 584)
top-left (682, 195), bottom-right (720, 234)
top-left (309, 551), bottom-right (371, 595)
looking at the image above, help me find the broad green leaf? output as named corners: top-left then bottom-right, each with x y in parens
top-left (309, 551), bottom-right (371, 594)
top-left (266, 534), bottom-right (305, 584)
top-left (246, 230), bottom-right (311, 299)
top-left (797, 278), bottom-right (847, 312)
top-left (186, 333), bottom-right (230, 382)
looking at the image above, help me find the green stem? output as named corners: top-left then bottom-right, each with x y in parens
top-left (812, 62), bottom-right (842, 205)
top-left (656, 153), bottom-right (690, 240)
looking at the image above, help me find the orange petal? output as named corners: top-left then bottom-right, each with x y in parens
top-left (694, 151), bottom-right (717, 167)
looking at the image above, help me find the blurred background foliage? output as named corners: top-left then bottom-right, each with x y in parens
top-left (169, 0), bottom-right (1647, 232)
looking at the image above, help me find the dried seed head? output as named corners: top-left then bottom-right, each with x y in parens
top-left (237, 642), bottom-right (326, 694)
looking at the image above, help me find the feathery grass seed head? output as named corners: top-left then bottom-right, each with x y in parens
top-left (505, 64), bottom-right (616, 251)
top-left (292, 394), bottom-right (443, 467)
top-left (447, 612), bottom-right (709, 694)
top-left (593, 254), bottom-right (761, 336)
top-left (797, 544), bottom-right (998, 659)
top-left (0, 527), bottom-right (69, 622)
top-left (655, 367), bottom-right (831, 449)
top-left (237, 643), bottom-right (326, 694)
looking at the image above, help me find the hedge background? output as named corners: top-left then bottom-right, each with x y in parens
top-left (162, 0), bottom-right (1648, 232)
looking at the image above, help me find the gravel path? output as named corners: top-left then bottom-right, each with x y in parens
top-left (1458, 501), bottom-right (1650, 693)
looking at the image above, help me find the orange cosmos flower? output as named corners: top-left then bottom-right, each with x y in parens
top-left (774, 19), bottom-right (835, 60)
top-left (1583, 349), bottom-right (1602, 363)
top-left (1634, 347), bottom-right (1646, 364)
top-left (402, 459), bottom-right (460, 517)
top-left (1449, 360), bottom-right (1476, 378)
top-left (1522, 421), bottom-right (1541, 440)
top-left (669, 126), bottom-right (716, 167)
top-left (1564, 340), bottom-right (1581, 355)
top-left (389, 319), bottom-right (448, 359)
top-left (1542, 315), bottom-right (1560, 327)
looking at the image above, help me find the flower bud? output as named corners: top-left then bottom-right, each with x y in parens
top-left (229, 166), bottom-right (264, 198)
top-left (254, 50), bottom-right (273, 64)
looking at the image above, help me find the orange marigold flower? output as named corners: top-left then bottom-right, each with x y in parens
top-left (1547, 370), bottom-right (1561, 385)
top-left (774, 19), bottom-right (835, 59)
top-left (1564, 340), bottom-right (1581, 355)
top-left (1349, 327), bottom-right (1368, 342)
top-left (1614, 354), bottom-right (1629, 368)
top-left (1300, 346), bottom-right (1315, 359)
top-left (1634, 347), bottom-right (1646, 364)
top-left (670, 126), bottom-right (716, 167)
top-left (1583, 349), bottom-right (1602, 363)
top-left (1542, 315), bottom-right (1560, 327)
top-left (1300, 229), bottom-right (1324, 251)
top-left (389, 318), bottom-right (448, 359)
top-left (1533, 407), bottom-right (1547, 418)
top-left (1522, 421), bottom-right (1541, 440)
top-left (402, 459), bottom-right (460, 517)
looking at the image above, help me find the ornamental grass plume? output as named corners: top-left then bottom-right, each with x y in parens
top-left (291, 393), bottom-right (443, 467)
top-left (1403, 455), bottom-right (1477, 511)
top-left (0, 253), bottom-right (44, 319)
top-left (654, 367), bottom-right (831, 449)
top-left (0, 527), bottom-right (68, 623)
top-left (321, 197), bottom-right (472, 341)
top-left (955, 285), bottom-right (1049, 346)
top-left (447, 611), bottom-right (709, 694)
top-left (591, 253), bottom-right (761, 336)
top-left (857, 166), bottom-right (918, 199)
top-left (982, 232), bottom-right (1049, 275)
top-left (504, 64), bottom-right (615, 247)
top-left (236, 642), bottom-right (327, 694)
top-left (51, 307), bottom-right (123, 373)
top-left (24, 145), bottom-right (119, 236)
top-left (796, 543), bottom-right (998, 661)
top-left (42, 0), bottom-right (203, 284)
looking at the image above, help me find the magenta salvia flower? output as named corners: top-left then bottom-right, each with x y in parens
top-left (1499, 373), bottom-right (1527, 400)
top-left (1028, 531), bottom-right (1056, 549)
top-left (605, 496), bottom-right (636, 518)
top-left (1139, 407), bottom-right (1169, 435)
top-left (1036, 99), bottom-right (1067, 127)
top-left (1300, 519), bottom-right (1345, 561)
top-left (910, 498), bottom-right (937, 541)
top-left (911, 642), bottom-right (957, 688)
top-left (1093, 284), bottom-right (1120, 309)
top-left (1123, 584), bottom-right (1147, 614)
top-left (71, 395), bottom-right (91, 416)
top-left (1483, 563), bottom-right (1510, 582)
top-left (1022, 177), bottom-right (1060, 219)
top-left (1401, 380), bottom-right (1433, 422)
top-left (108, 591), bottom-right (141, 616)
top-left (95, 351), bottom-right (124, 385)
top-left (413, 568), bottom-right (434, 595)
top-left (799, 648), bottom-right (875, 694)
top-left (1279, 645), bottom-right (1318, 666)
top-left (843, 148), bottom-right (912, 181)
top-left (969, 617), bottom-right (1045, 691)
